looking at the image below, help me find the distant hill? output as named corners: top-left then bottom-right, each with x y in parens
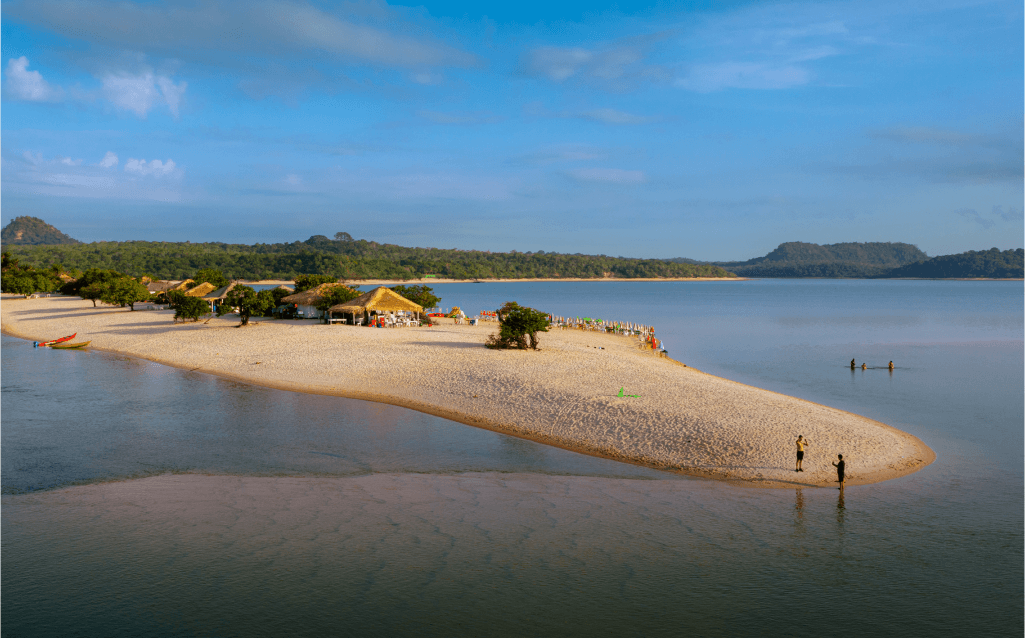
top-left (676, 242), bottom-right (1021, 278)
top-left (711, 241), bottom-right (928, 277)
top-left (884, 248), bottom-right (1023, 279)
top-left (1, 216), bottom-right (81, 246)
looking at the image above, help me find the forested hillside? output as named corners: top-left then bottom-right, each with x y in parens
top-left (3, 234), bottom-right (735, 281)
top-left (708, 241), bottom-right (929, 277)
top-left (1, 216), bottom-right (81, 246)
top-left (884, 248), bottom-right (1023, 278)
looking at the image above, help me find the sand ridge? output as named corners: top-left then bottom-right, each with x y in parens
top-left (1, 295), bottom-right (934, 487)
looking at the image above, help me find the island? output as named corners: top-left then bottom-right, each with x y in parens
top-left (1, 294), bottom-right (934, 487)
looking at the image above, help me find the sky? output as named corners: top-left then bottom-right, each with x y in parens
top-left (1, 0), bottom-right (1022, 260)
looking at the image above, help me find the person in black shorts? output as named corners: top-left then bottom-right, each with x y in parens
top-left (832, 454), bottom-right (845, 490)
top-left (795, 435), bottom-right (808, 472)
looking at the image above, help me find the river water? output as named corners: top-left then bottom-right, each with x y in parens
top-left (2, 280), bottom-right (1021, 637)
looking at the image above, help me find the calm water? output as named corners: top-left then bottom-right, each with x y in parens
top-left (2, 280), bottom-right (1022, 637)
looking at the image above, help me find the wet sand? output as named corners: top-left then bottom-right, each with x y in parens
top-left (1, 295), bottom-right (934, 487)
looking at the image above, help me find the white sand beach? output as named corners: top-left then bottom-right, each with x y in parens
top-left (1, 295), bottom-right (934, 487)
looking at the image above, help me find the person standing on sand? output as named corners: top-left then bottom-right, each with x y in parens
top-left (795, 435), bottom-right (808, 472)
top-left (833, 454), bottom-right (845, 490)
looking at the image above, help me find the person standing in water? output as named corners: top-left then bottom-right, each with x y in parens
top-left (795, 435), bottom-right (808, 472)
top-left (850, 358), bottom-right (856, 369)
top-left (888, 361), bottom-right (894, 370)
top-left (833, 454), bottom-right (846, 490)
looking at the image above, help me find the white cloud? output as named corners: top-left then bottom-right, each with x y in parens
top-left (566, 168), bottom-right (647, 184)
top-left (5, 57), bottom-right (63, 101)
top-left (102, 71), bottom-right (186, 118)
top-left (99, 152), bottom-right (119, 168)
top-left (285, 174), bottom-right (302, 186)
top-left (124, 158), bottom-right (178, 177)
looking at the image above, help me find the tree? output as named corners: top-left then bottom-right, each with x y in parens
top-left (192, 268), bottom-right (229, 288)
top-left (390, 284), bottom-right (441, 310)
top-left (218, 285), bottom-right (274, 326)
top-left (485, 301), bottom-right (550, 350)
top-left (294, 274), bottom-right (337, 292)
top-left (99, 277), bottom-right (151, 310)
top-left (334, 232), bottom-right (354, 242)
top-left (167, 291), bottom-right (210, 322)
top-left (314, 284), bottom-right (362, 313)
top-left (62, 268), bottom-right (124, 305)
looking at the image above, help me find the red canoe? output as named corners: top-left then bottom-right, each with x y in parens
top-left (37, 333), bottom-right (76, 347)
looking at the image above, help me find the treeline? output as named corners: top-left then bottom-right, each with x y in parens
top-left (884, 248), bottom-right (1023, 278)
top-left (713, 248), bottom-right (1023, 278)
top-left (1, 215), bottom-right (81, 245)
top-left (2, 236), bottom-right (736, 281)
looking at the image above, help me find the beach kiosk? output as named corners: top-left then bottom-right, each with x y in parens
top-left (280, 283), bottom-right (347, 320)
top-left (328, 286), bottom-right (423, 327)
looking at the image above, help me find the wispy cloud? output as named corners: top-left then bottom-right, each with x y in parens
top-left (566, 168), bottom-right (646, 184)
top-left (957, 205), bottom-right (1022, 229)
top-left (579, 108), bottom-right (658, 125)
top-left (417, 110), bottom-right (503, 125)
top-left (675, 62), bottom-right (810, 92)
top-left (6, 149), bottom-right (184, 201)
top-left (520, 32), bottom-right (672, 91)
top-left (7, 0), bottom-right (481, 70)
top-left (5, 57), bottom-right (64, 101)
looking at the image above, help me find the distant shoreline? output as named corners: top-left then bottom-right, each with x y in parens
top-left (2, 295), bottom-right (934, 489)
top-left (243, 277), bottom-right (746, 285)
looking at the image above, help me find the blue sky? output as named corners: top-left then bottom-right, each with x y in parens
top-left (2, 0), bottom-right (1021, 260)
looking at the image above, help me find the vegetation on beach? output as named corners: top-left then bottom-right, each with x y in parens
top-left (167, 291), bottom-right (210, 322)
top-left (485, 302), bottom-right (550, 350)
top-left (217, 285), bottom-right (274, 326)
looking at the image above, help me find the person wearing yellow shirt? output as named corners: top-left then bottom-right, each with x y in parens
top-left (795, 435), bottom-right (808, 472)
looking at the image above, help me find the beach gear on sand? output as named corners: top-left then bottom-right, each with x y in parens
top-left (617, 387), bottom-right (640, 398)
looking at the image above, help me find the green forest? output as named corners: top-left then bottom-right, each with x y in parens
top-left (2, 234), bottom-right (735, 281)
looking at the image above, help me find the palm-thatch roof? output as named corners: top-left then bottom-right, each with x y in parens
top-left (203, 281), bottom-right (239, 301)
top-left (172, 279), bottom-right (195, 291)
top-left (146, 280), bottom-right (179, 294)
top-left (184, 282), bottom-right (217, 297)
top-left (280, 282), bottom-right (345, 305)
top-left (329, 286), bottom-right (423, 314)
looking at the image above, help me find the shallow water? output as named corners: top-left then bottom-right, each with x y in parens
top-left (2, 280), bottom-right (1022, 637)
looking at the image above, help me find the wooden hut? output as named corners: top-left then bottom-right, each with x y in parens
top-left (328, 286), bottom-right (423, 326)
top-left (280, 282), bottom-right (345, 320)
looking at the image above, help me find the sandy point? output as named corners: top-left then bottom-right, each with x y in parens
top-left (1, 295), bottom-right (934, 488)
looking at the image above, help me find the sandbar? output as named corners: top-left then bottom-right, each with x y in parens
top-left (1, 295), bottom-right (933, 487)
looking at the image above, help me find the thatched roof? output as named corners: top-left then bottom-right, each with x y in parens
top-left (203, 281), bottom-right (239, 301)
top-left (329, 286), bottom-right (423, 314)
top-left (184, 282), bottom-right (217, 297)
top-left (172, 279), bottom-right (195, 291)
top-left (146, 280), bottom-right (178, 294)
top-left (280, 282), bottom-right (344, 305)
top-left (276, 284), bottom-right (294, 292)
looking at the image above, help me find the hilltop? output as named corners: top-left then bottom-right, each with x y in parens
top-left (1, 216), bottom-right (81, 246)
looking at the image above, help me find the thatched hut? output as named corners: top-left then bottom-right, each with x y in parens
top-left (280, 282), bottom-right (345, 319)
top-left (202, 281), bottom-right (240, 311)
top-left (328, 286), bottom-right (423, 326)
top-left (184, 282), bottom-right (217, 298)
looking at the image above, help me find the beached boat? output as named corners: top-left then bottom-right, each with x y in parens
top-left (35, 333), bottom-right (76, 347)
top-left (50, 341), bottom-right (90, 350)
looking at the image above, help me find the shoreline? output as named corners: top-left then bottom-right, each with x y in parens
top-left (245, 276), bottom-right (746, 285)
top-left (1, 295), bottom-right (935, 488)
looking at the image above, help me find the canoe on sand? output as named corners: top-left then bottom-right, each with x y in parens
top-left (50, 341), bottom-right (91, 349)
